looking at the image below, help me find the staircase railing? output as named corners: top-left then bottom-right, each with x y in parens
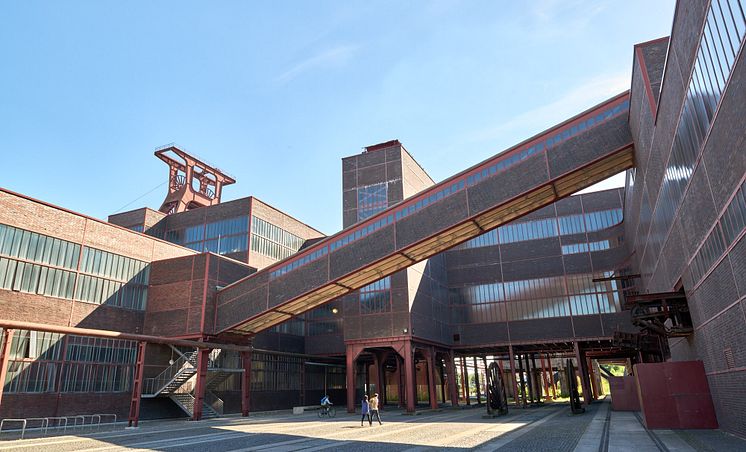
top-left (204, 390), bottom-right (224, 415)
top-left (142, 351), bottom-right (196, 395)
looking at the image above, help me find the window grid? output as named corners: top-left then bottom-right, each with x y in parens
top-left (359, 276), bottom-right (391, 314)
top-left (688, 180), bottom-right (746, 286)
top-left (644, 0), bottom-right (745, 276)
top-left (251, 216), bottom-right (304, 262)
top-left (75, 247), bottom-right (150, 310)
top-left (456, 208), bottom-right (622, 250)
top-left (357, 183), bottom-right (388, 221)
top-left (3, 330), bottom-right (136, 394)
top-left (450, 271), bottom-right (621, 324)
top-left (164, 216), bottom-right (249, 256)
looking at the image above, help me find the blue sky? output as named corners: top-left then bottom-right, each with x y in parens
top-left (0, 1), bottom-right (675, 234)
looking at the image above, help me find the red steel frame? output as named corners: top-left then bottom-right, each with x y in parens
top-left (192, 348), bottom-right (210, 421)
top-left (0, 320), bottom-right (251, 426)
top-left (0, 329), bottom-right (15, 409)
top-left (128, 341), bottom-right (147, 427)
top-left (241, 351), bottom-right (252, 416)
top-left (446, 350), bottom-right (459, 408)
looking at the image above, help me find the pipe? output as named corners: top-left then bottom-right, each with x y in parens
top-left (0, 319), bottom-right (252, 352)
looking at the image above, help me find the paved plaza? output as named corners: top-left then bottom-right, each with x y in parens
top-left (1, 399), bottom-right (745, 451)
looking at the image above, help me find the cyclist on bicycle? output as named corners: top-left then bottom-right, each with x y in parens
top-left (320, 394), bottom-right (332, 409)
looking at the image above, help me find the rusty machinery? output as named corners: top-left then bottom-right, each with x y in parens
top-left (486, 362), bottom-right (508, 416)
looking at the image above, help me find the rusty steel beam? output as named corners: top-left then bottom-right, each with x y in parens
top-left (0, 320), bottom-right (252, 352)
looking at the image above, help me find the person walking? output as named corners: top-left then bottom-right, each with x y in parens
top-left (369, 393), bottom-right (382, 425)
top-left (360, 395), bottom-right (371, 426)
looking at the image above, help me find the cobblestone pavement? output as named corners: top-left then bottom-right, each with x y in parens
top-left (1, 401), bottom-right (745, 451)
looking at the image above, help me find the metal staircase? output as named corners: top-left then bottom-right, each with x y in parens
top-left (141, 347), bottom-right (230, 419)
top-left (142, 350), bottom-right (199, 397)
top-left (170, 393), bottom-right (220, 419)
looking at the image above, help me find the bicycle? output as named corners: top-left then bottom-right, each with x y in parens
top-left (318, 405), bottom-right (336, 418)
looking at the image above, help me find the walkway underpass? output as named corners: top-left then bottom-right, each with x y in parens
top-left (214, 92), bottom-right (634, 337)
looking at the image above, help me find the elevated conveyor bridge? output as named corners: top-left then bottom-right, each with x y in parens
top-left (215, 92), bottom-right (634, 336)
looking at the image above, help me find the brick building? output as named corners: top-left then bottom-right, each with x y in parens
top-left (1, 0), bottom-right (745, 438)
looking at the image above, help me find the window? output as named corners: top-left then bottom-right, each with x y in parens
top-left (454, 209), bottom-right (622, 250)
top-left (359, 277), bottom-right (391, 314)
top-left (2, 330), bottom-right (136, 394)
top-left (164, 216), bottom-right (249, 255)
top-left (357, 183), bottom-right (388, 221)
top-left (75, 247), bottom-right (150, 310)
top-left (450, 271), bottom-right (622, 324)
top-left (251, 216), bottom-right (304, 261)
top-left (644, 0), bottom-right (745, 272)
top-left (561, 240), bottom-right (613, 255)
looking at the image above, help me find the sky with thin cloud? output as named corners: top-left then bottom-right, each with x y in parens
top-left (0, 1), bottom-right (675, 234)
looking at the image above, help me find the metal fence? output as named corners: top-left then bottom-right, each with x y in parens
top-left (0, 413), bottom-right (118, 440)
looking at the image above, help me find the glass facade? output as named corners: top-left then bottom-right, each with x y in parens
top-left (690, 180), bottom-right (746, 284)
top-left (251, 216), bottom-right (304, 261)
top-left (2, 330), bottom-right (136, 394)
top-left (357, 183), bottom-right (388, 221)
top-left (450, 271), bottom-right (621, 324)
top-left (0, 224), bottom-right (150, 311)
top-left (456, 208), bottom-right (622, 250)
top-left (561, 240), bottom-right (613, 255)
top-left (165, 216), bottom-right (249, 255)
top-left (75, 247), bottom-right (150, 310)
top-left (270, 317), bottom-right (305, 336)
top-left (644, 0), bottom-right (745, 273)
top-left (306, 306), bottom-right (341, 336)
top-left (721, 180), bottom-right (746, 245)
top-left (0, 224), bottom-right (79, 297)
top-left (359, 276), bottom-right (391, 314)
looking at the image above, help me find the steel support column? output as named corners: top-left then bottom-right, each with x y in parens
top-left (574, 342), bottom-right (593, 406)
top-left (508, 346), bottom-right (521, 407)
top-left (439, 357), bottom-right (447, 403)
top-left (426, 347), bottom-right (438, 410)
top-left (397, 355), bottom-right (406, 408)
top-left (192, 348), bottom-right (210, 421)
top-left (540, 355), bottom-right (551, 401)
top-left (241, 351), bottom-right (252, 417)
top-left (128, 341), bottom-right (147, 427)
top-left (346, 345), bottom-right (356, 413)
top-left (548, 354), bottom-right (557, 399)
top-left (473, 357), bottom-right (482, 405)
top-left (524, 355), bottom-right (535, 404)
top-left (517, 354), bottom-right (527, 407)
top-left (462, 357), bottom-right (470, 405)
top-left (447, 350), bottom-right (459, 408)
top-left (372, 352), bottom-right (381, 396)
top-left (404, 340), bottom-right (416, 413)
top-left (0, 329), bottom-right (15, 409)
top-left (587, 357), bottom-right (599, 400)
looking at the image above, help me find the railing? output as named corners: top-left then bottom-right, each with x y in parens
top-left (0, 414), bottom-right (117, 439)
top-left (0, 419), bottom-right (26, 439)
top-left (204, 390), bottom-right (224, 415)
top-left (142, 351), bottom-right (196, 395)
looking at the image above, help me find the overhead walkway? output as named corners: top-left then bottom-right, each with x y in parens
top-left (215, 92), bottom-right (634, 335)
